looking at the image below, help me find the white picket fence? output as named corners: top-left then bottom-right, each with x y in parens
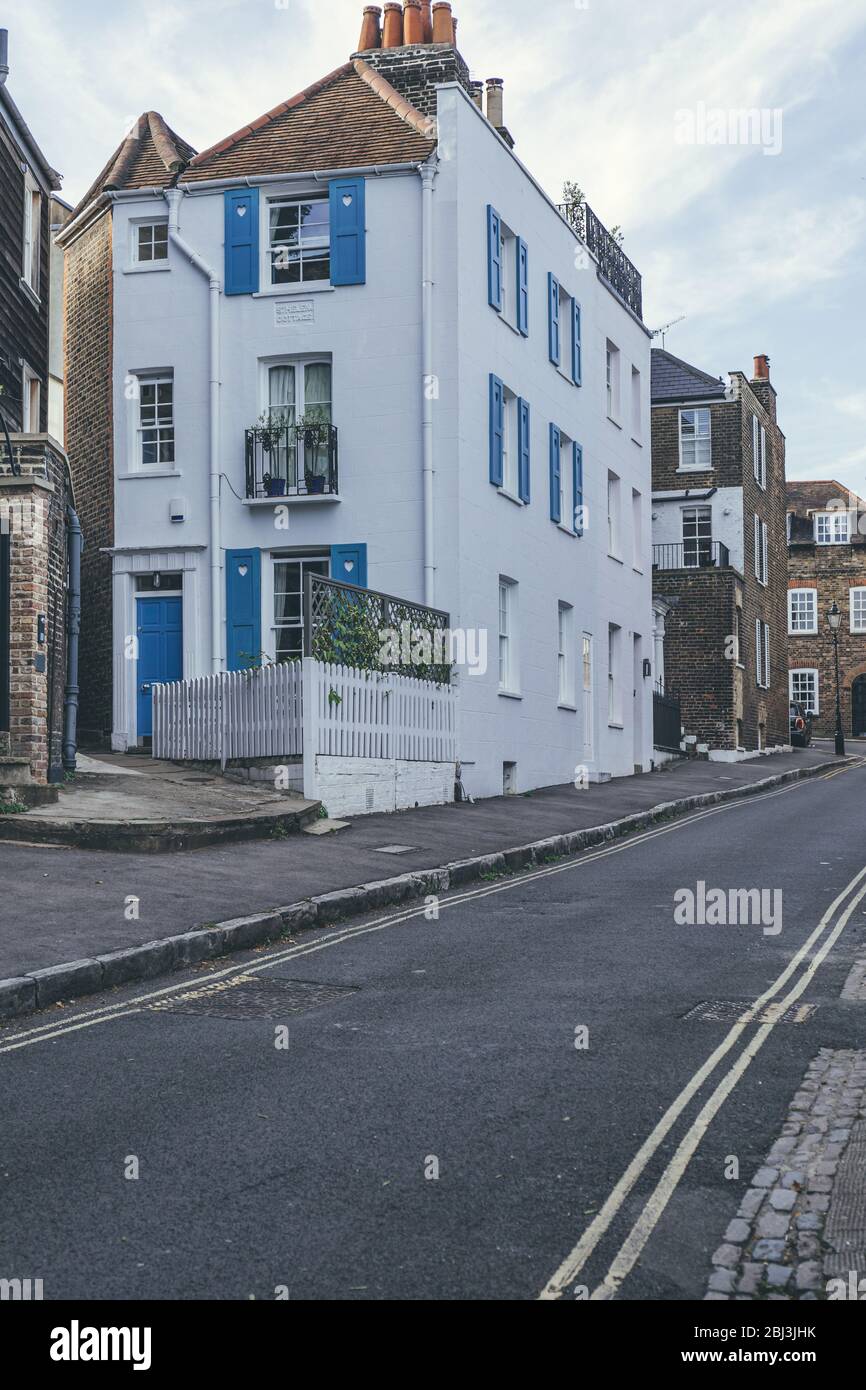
top-left (310, 662), bottom-right (457, 762)
top-left (151, 659), bottom-right (456, 767)
top-left (152, 662), bottom-right (303, 763)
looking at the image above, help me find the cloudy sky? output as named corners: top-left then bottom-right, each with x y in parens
top-left (6, 0), bottom-right (866, 491)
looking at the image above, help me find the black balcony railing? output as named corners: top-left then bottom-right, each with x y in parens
top-left (652, 541), bottom-right (731, 571)
top-left (557, 201), bottom-right (643, 320)
top-left (245, 423), bottom-right (338, 500)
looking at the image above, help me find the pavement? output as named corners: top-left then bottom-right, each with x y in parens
top-left (0, 745), bottom-right (841, 983)
top-left (1, 753), bottom-right (864, 1300)
top-left (0, 752), bottom-right (319, 852)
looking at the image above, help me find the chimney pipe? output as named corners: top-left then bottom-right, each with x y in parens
top-left (486, 77), bottom-right (504, 129)
top-left (403, 0), bottom-right (423, 44)
top-left (382, 2), bottom-right (403, 47)
top-left (421, 1), bottom-right (434, 42)
top-left (431, 2), bottom-right (454, 43)
top-left (470, 80), bottom-right (484, 109)
top-left (753, 354), bottom-right (770, 382)
top-left (358, 6), bottom-right (382, 50)
top-left (0, 30), bottom-right (9, 87)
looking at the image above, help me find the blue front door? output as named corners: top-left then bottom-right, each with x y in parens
top-left (136, 597), bottom-right (183, 739)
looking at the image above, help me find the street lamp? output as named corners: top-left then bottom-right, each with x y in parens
top-left (828, 601), bottom-right (846, 757)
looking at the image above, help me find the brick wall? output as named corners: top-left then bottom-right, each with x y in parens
top-left (64, 210), bottom-right (114, 745)
top-left (652, 373), bottom-right (789, 750)
top-left (0, 437), bottom-right (71, 783)
top-left (788, 541), bottom-right (866, 737)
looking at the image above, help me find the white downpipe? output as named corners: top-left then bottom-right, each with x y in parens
top-left (420, 158), bottom-right (437, 609)
top-left (165, 188), bottom-right (223, 673)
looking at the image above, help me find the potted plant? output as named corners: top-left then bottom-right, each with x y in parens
top-left (255, 410), bottom-right (288, 455)
top-left (298, 413), bottom-right (331, 494)
top-left (262, 472), bottom-right (286, 498)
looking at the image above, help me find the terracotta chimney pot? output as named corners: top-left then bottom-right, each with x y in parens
top-left (403, 0), bottom-right (423, 44)
top-left (382, 1), bottom-right (403, 47)
top-left (358, 5), bottom-right (382, 50)
top-left (431, 2), bottom-right (454, 43)
top-left (486, 77), bottom-right (504, 128)
top-left (753, 354), bottom-right (771, 381)
top-left (420, 1), bottom-right (434, 42)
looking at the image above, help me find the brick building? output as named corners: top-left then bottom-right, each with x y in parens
top-left (651, 350), bottom-right (789, 755)
top-left (0, 28), bottom-right (80, 793)
top-left (787, 480), bottom-right (866, 740)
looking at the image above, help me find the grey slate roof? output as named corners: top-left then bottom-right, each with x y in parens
top-left (651, 348), bottom-right (726, 404)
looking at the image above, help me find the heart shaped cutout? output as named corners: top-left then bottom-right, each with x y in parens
top-left (236, 206), bottom-right (247, 218)
top-left (238, 565), bottom-right (248, 578)
top-left (344, 561), bottom-right (355, 573)
top-left (342, 194), bottom-right (353, 207)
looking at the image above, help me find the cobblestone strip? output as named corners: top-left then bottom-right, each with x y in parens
top-left (704, 1048), bottom-right (866, 1300)
top-left (841, 948), bottom-right (866, 1002)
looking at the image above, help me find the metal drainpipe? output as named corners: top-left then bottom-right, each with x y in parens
top-left (62, 505), bottom-right (82, 771)
top-left (420, 157), bottom-right (437, 608)
top-left (165, 188), bottom-right (223, 672)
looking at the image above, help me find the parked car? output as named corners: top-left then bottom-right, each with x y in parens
top-left (790, 702), bottom-right (813, 747)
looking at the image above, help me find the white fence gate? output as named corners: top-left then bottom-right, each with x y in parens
top-left (307, 663), bottom-right (457, 762)
top-left (152, 662), bottom-right (303, 763)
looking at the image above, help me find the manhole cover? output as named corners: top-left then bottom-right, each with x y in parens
top-left (374, 845), bottom-right (418, 855)
top-left (151, 975), bottom-right (359, 1020)
top-left (682, 1000), bottom-right (818, 1025)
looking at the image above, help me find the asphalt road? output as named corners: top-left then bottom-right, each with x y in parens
top-left (2, 758), bottom-right (865, 1301)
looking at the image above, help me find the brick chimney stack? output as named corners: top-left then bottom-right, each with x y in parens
top-left (352, 0), bottom-right (475, 120)
top-left (750, 353), bottom-right (777, 423)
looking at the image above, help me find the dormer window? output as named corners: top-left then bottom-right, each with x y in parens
top-left (815, 511), bottom-right (851, 545)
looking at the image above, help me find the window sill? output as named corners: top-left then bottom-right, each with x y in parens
top-left (608, 721), bottom-right (624, 730)
top-left (498, 688), bottom-right (522, 701)
top-left (118, 468), bottom-right (183, 480)
top-left (557, 522), bottom-right (576, 538)
top-left (608, 553), bottom-right (624, 565)
top-left (676, 466), bottom-right (713, 475)
top-left (631, 436), bottom-right (643, 448)
top-left (18, 278), bottom-right (41, 308)
top-left (253, 284), bottom-right (335, 299)
top-left (557, 701), bottom-right (578, 713)
top-left (243, 494), bottom-right (340, 507)
top-left (497, 487), bottom-right (526, 507)
top-left (607, 415), bottom-right (622, 430)
top-left (495, 311), bottom-right (523, 338)
top-left (633, 565), bottom-right (644, 575)
top-left (123, 263), bottom-right (171, 276)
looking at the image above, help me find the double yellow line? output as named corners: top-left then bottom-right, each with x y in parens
top-left (539, 859), bottom-right (866, 1300)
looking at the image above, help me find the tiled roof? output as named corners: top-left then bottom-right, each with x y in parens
top-left (183, 59), bottom-right (435, 183)
top-left (70, 112), bottom-right (197, 221)
top-left (651, 348), bottom-right (726, 403)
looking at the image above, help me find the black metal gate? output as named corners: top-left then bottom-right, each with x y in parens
top-left (853, 676), bottom-right (866, 738)
top-left (0, 531), bottom-right (9, 732)
top-left (653, 688), bottom-right (682, 753)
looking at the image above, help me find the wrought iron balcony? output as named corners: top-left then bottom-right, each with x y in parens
top-left (556, 200), bottom-right (643, 320)
top-left (652, 542), bottom-right (731, 571)
top-left (244, 422), bottom-right (338, 500)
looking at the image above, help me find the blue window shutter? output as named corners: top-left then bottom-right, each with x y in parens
top-left (226, 549), bottom-right (261, 670)
top-left (516, 237), bottom-right (529, 335)
top-left (548, 273), bottom-right (561, 365)
top-left (573, 442), bottom-right (584, 535)
top-left (518, 398), bottom-right (531, 503)
top-left (489, 374), bottom-right (504, 486)
top-left (224, 190), bottom-right (259, 296)
top-left (330, 544), bottom-right (367, 588)
top-left (549, 423), bottom-right (561, 523)
top-left (330, 178), bottom-right (366, 286)
top-left (572, 300), bottom-right (582, 385)
top-left (487, 205), bottom-right (502, 310)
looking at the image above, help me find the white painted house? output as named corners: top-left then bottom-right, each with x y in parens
top-left (62, 2), bottom-right (654, 801)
